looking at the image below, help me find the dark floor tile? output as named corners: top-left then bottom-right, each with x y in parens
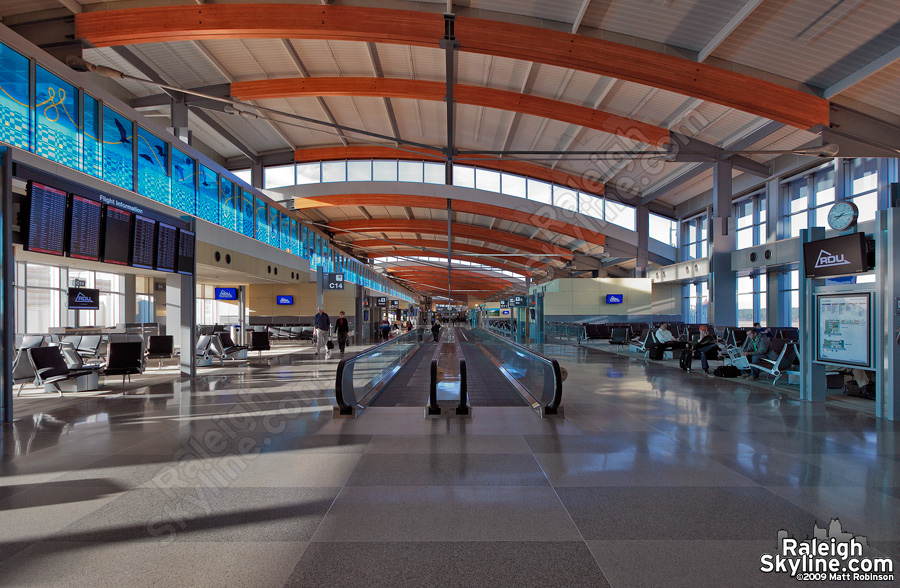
top-left (55, 487), bottom-right (340, 543)
top-left (284, 541), bottom-right (610, 588)
top-left (346, 453), bottom-right (548, 486)
top-left (708, 453), bottom-right (860, 486)
top-left (557, 486), bottom-right (817, 540)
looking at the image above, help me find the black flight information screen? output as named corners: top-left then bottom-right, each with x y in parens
top-left (102, 206), bottom-right (131, 266)
top-left (177, 229), bottom-right (195, 275)
top-left (132, 215), bottom-right (156, 270)
top-left (68, 195), bottom-right (102, 261)
top-left (26, 181), bottom-right (67, 256)
top-left (155, 222), bottom-right (177, 273)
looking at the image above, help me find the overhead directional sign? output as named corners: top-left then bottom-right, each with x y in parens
top-left (325, 272), bottom-right (345, 290)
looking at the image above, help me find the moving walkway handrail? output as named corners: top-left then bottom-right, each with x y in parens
top-left (334, 328), bottom-right (425, 416)
top-left (471, 327), bottom-right (563, 415)
top-left (426, 327), bottom-right (445, 415)
top-left (455, 330), bottom-right (470, 416)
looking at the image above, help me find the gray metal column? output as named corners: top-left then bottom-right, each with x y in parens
top-left (708, 157), bottom-right (737, 327)
top-left (764, 177), bottom-right (782, 326)
top-left (876, 207), bottom-right (900, 420)
top-left (799, 227), bottom-right (827, 402)
top-left (635, 205), bottom-right (649, 277)
top-left (123, 274), bottom-right (137, 323)
top-left (1, 148), bottom-right (13, 422)
top-left (166, 234), bottom-right (197, 378)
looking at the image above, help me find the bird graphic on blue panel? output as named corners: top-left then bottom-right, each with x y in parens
top-left (113, 117), bottom-right (131, 145)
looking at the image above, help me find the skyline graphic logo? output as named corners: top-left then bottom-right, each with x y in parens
top-left (815, 249), bottom-right (851, 269)
top-left (73, 292), bottom-right (94, 303)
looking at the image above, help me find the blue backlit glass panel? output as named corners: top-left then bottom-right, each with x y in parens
top-left (300, 225), bottom-right (308, 259)
top-left (103, 106), bottom-right (134, 190)
top-left (290, 218), bottom-right (299, 256)
top-left (241, 190), bottom-right (254, 237)
top-left (83, 94), bottom-right (101, 178)
top-left (197, 165), bottom-right (219, 225)
top-left (137, 127), bottom-right (170, 205)
top-left (0, 43), bottom-right (31, 151)
top-left (280, 209), bottom-right (291, 252)
top-left (171, 148), bottom-right (196, 215)
top-left (221, 180), bottom-right (238, 232)
top-left (255, 197), bottom-right (269, 244)
top-left (35, 66), bottom-right (79, 168)
top-left (269, 206), bottom-right (280, 249)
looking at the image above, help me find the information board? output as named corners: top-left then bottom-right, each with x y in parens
top-left (176, 229), bottom-right (195, 275)
top-left (131, 215), bottom-right (156, 270)
top-left (155, 222), bottom-right (177, 272)
top-left (215, 287), bottom-right (238, 301)
top-left (816, 293), bottom-right (871, 368)
top-left (26, 181), bottom-right (66, 256)
top-left (102, 205), bottom-right (131, 266)
top-left (68, 195), bottom-right (101, 261)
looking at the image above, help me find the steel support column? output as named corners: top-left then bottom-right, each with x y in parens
top-left (708, 157), bottom-right (736, 327)
top-left (0, 148), bottom-right (12, 422)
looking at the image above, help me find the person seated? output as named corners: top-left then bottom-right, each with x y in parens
top-left (753, 322), bottom-right (775, 338)
top-left (691, 325), bottom-right (720, 375)
top-left (740, 329), bottom-right (777, 380)
top-left (654, 322), bottom-right (687, 352)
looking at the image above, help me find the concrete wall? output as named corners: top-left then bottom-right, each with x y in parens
top-left (535, 277), bottom-right (682, 323)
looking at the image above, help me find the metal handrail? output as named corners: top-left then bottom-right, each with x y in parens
top-left (471, 327), bottom-right (563, 416)
top-left (334, 328), bottom-right (424, 416)
top-left (426, 327), bottom-right (445, 415)
top-left (455, 330), bottom-right (470, 416)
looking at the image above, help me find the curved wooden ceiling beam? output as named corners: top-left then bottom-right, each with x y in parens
top-left (327, 219), bottom-right (573, 258)
top-left (367, 252), bottom-right (533, 277)
top-left (292, 146), bottom-right (604, 196)
top-left (75, 5), bottom-right (830, 129)
top-left (232, 77), bottom-right (669, 147)
top-left (349, 239), bottom-right (542, 272)
top-left (293, 194), bottom-right (606, 246)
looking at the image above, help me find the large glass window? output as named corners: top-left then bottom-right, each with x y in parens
top-left (649, 213), bottom-right (678, 247)
top-left (526, 179), bottom-right (552, 205)
top-left (347, 160), bottom-right (372, 182)
top-left (265, 164), bottom-right (295, 189)
top-left (322, 161), bottom-right (347, 183)
top-left (786, 176), bottom-right (809, 238)
top-left (849, 158), bottom-right (878, 223)
top-left (682, 281), bottom-right (708, 324)
top-left (736, 274), bottom-right (767, 327)
top-left (453, 165), bottom-right (475, 188)
top-left (606, 200), bottom-right (636, 231)
top-left (232, 168), bottom-right (252, 185)
top-left (399, 161), bottom-right (424, 183)
top-left (682, 214), bottom-right (707, 261)
top-left (579, 193), bottom-right (604, 220)
top-left (296, 163), bottom-right (320, 184)
top-left (734, 191), bottom-right (766, 249)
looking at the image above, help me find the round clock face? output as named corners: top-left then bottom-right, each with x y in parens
top-left (827, 201), bottom-right (859, 230)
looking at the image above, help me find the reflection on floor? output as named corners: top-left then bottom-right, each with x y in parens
top-left (1, 340), bottom-right (898, 587)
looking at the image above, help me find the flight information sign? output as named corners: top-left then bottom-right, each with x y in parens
top-left (68, 195), bottom-right (101, 261)
top-left (131, 215), bottom-right (156, 270)
top-left (26, 181), bottom-right (66, 256)
top-left (155, 222), bottom-right (177, 273)
top-left (102, 205), bottom-right (131, 266)
top-left (177, 229), bottom-right (195, 275)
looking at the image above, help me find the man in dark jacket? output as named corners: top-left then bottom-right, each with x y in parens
top-left (740, 329), bottom-right (776, 380)
top-left (431, 321), bottom-right (441, 342)
top-left (314, 307), bottom-right (330, 357)
top-left (333, 311), bottom-right (349, 356)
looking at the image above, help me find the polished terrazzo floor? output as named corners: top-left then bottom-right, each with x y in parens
top-left (1, 338), bottom-right (898, 587)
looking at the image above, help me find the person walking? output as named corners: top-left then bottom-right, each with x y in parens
top-left (380, 318), bottom-right (391, 342)
top-left (334, 311), bottom-right (349, 356)
top-left (314, 306), bottom-right (331, 357)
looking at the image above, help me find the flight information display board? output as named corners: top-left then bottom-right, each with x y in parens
top-left (68, 195), bottom-right (101, 261)
top-left (177, 229), bottom-right (195, 275)
top-left (155, 222), bottom-right (177, 273)
top-left (131, 215), bottom-right (156, 270)
top-left (25, 181), bottom-right (67, 256)
top-left (102, 205), bottom-right (131, 266)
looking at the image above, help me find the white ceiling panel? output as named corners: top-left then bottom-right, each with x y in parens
top-left (842, 60), bottom-right (900, 119)
top-left (714, 0), bottom-right (900, 89)
top-left (131, 41), bottom-right (229, 88)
